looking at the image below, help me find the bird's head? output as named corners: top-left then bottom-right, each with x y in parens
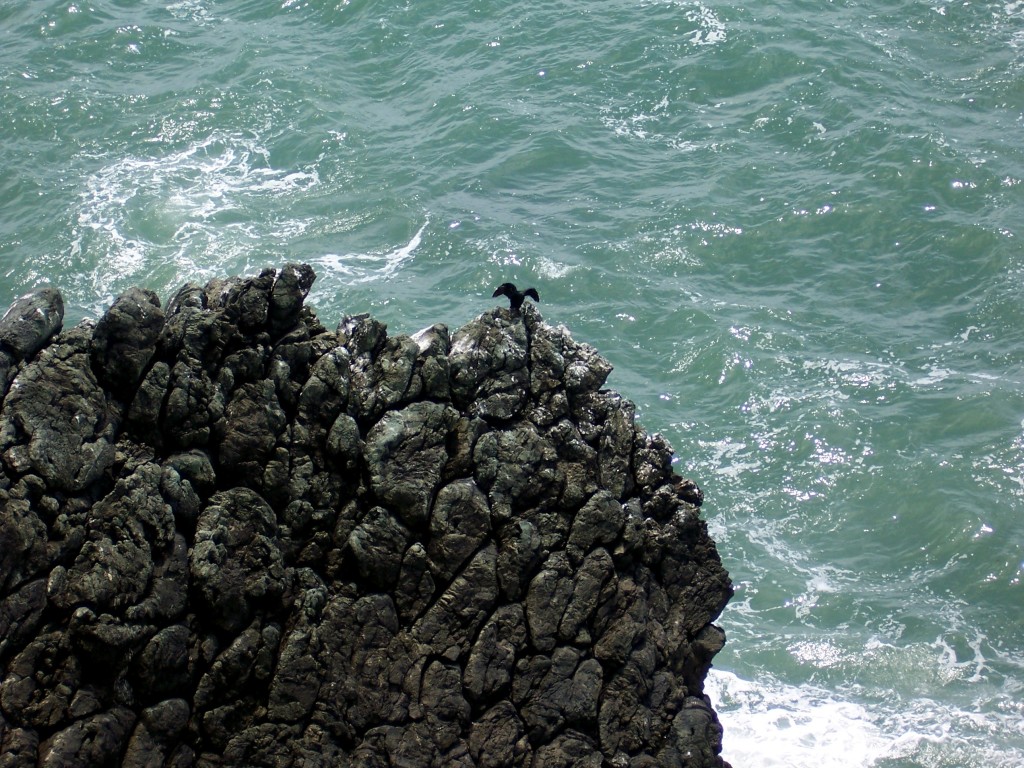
top-left (492, 282), bottom-right (516, 298)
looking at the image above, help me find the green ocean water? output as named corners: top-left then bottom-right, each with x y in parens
top-left (3, 1), bottom-right (1024, 764)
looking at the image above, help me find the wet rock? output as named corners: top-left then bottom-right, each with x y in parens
top-left (428, 479), bottom-right (491, 582)
top-left (216, 379), bottom-right (287, 481)
top-left (0, 498), bottom-right (48, 595)
top-left (0, 579), bottom-right (46, 659)
top-left (0, 287), bottom-right (63, 362)
top-left (49, 460), bottom-right (174, 614)
top-left (268, 263), bottom-right (316, 337)
top-left (364, 401), bottom-right (459, 528)
top-left (468, 701), bottom-right (529, 767)
top-left (0, 350), bottom-right (13, 399)
top-left (532, 731), bottom-right (603, 768)
top-left (122, 698), bottom-right (191, 768)
top-left (450, 308), bottom-right (530, 419)
top-left (190, 488), bottom-right (286, 633)
top-left (90, 287), bottom-right (164, 399)
top-left (1, 631), bottom-right (80, 731)
top-left (568, 490), bottom-right (625, 552)
top-left (410, 322), bottom-right (451, 400)
top-left (0, 327), bottom-right (118, 493)
top-left (0, 265), bottom-right (732, 768)
top-left (413, 545), bottom-right (499, 658)
top-left (37, 706), bottom-right (135, 768)
top-left (512, 646), bottom-right (603, 742)
top-left (347, 506), bottom-right (411, 589)
top-left (464, 604), bottom-right (527, 703)
top-left (132, 625), bottom-right (191, 700)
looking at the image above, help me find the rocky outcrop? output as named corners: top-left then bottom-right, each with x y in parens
top-left (0, 265), bottom-right (733, 768)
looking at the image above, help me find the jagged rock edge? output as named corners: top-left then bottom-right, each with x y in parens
top-left (0, 264), bottom-right (733, 768)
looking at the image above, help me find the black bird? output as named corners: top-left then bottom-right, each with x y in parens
top-left (492, 282), bottom-right (539, 310)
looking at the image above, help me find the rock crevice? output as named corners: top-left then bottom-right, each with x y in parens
top-left (0, 265), bottom-right (732, 768)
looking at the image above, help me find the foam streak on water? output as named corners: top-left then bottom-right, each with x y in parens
top-left (2, 0), bottom-right (1024, 763)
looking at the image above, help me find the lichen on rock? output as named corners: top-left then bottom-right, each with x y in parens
top-left (0, 265), bottom-right (733, 768)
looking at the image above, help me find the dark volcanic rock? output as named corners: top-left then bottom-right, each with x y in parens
top-left (0, 325), bottom-right (119, 494)
top-left (90, 287), bottom-right (164, 399)
top-left (0, 265), bottom-right (733, 768)
top-left (0, 287), bottom-right (64, 362)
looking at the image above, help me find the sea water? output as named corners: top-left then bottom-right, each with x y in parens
top-left (2, 1), bottom-right (1023, 765)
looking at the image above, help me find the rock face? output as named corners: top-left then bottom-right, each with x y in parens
top-left (0, 265), bottom-right (733, 768)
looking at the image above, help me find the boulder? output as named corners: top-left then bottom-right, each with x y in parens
top-left (0, 287), bottom-right (63, 361)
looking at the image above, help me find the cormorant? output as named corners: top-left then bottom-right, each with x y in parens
top-left (492, 282), bottom-right (539, 310)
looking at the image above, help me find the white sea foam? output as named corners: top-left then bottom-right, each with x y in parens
top-left (535, 255), bottom-right (577, 279)
top-left (709, 668), bottom-right (1024, 768)
top-left (314, 220), bottom-right (428, 285)
top-left (71, 131), bottom-right (322, 315)
top-left (708, 669), bottom-right (890, 767)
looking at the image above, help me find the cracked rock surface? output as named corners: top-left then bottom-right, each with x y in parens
top-left (0, 265), bottom-right (733, 768)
